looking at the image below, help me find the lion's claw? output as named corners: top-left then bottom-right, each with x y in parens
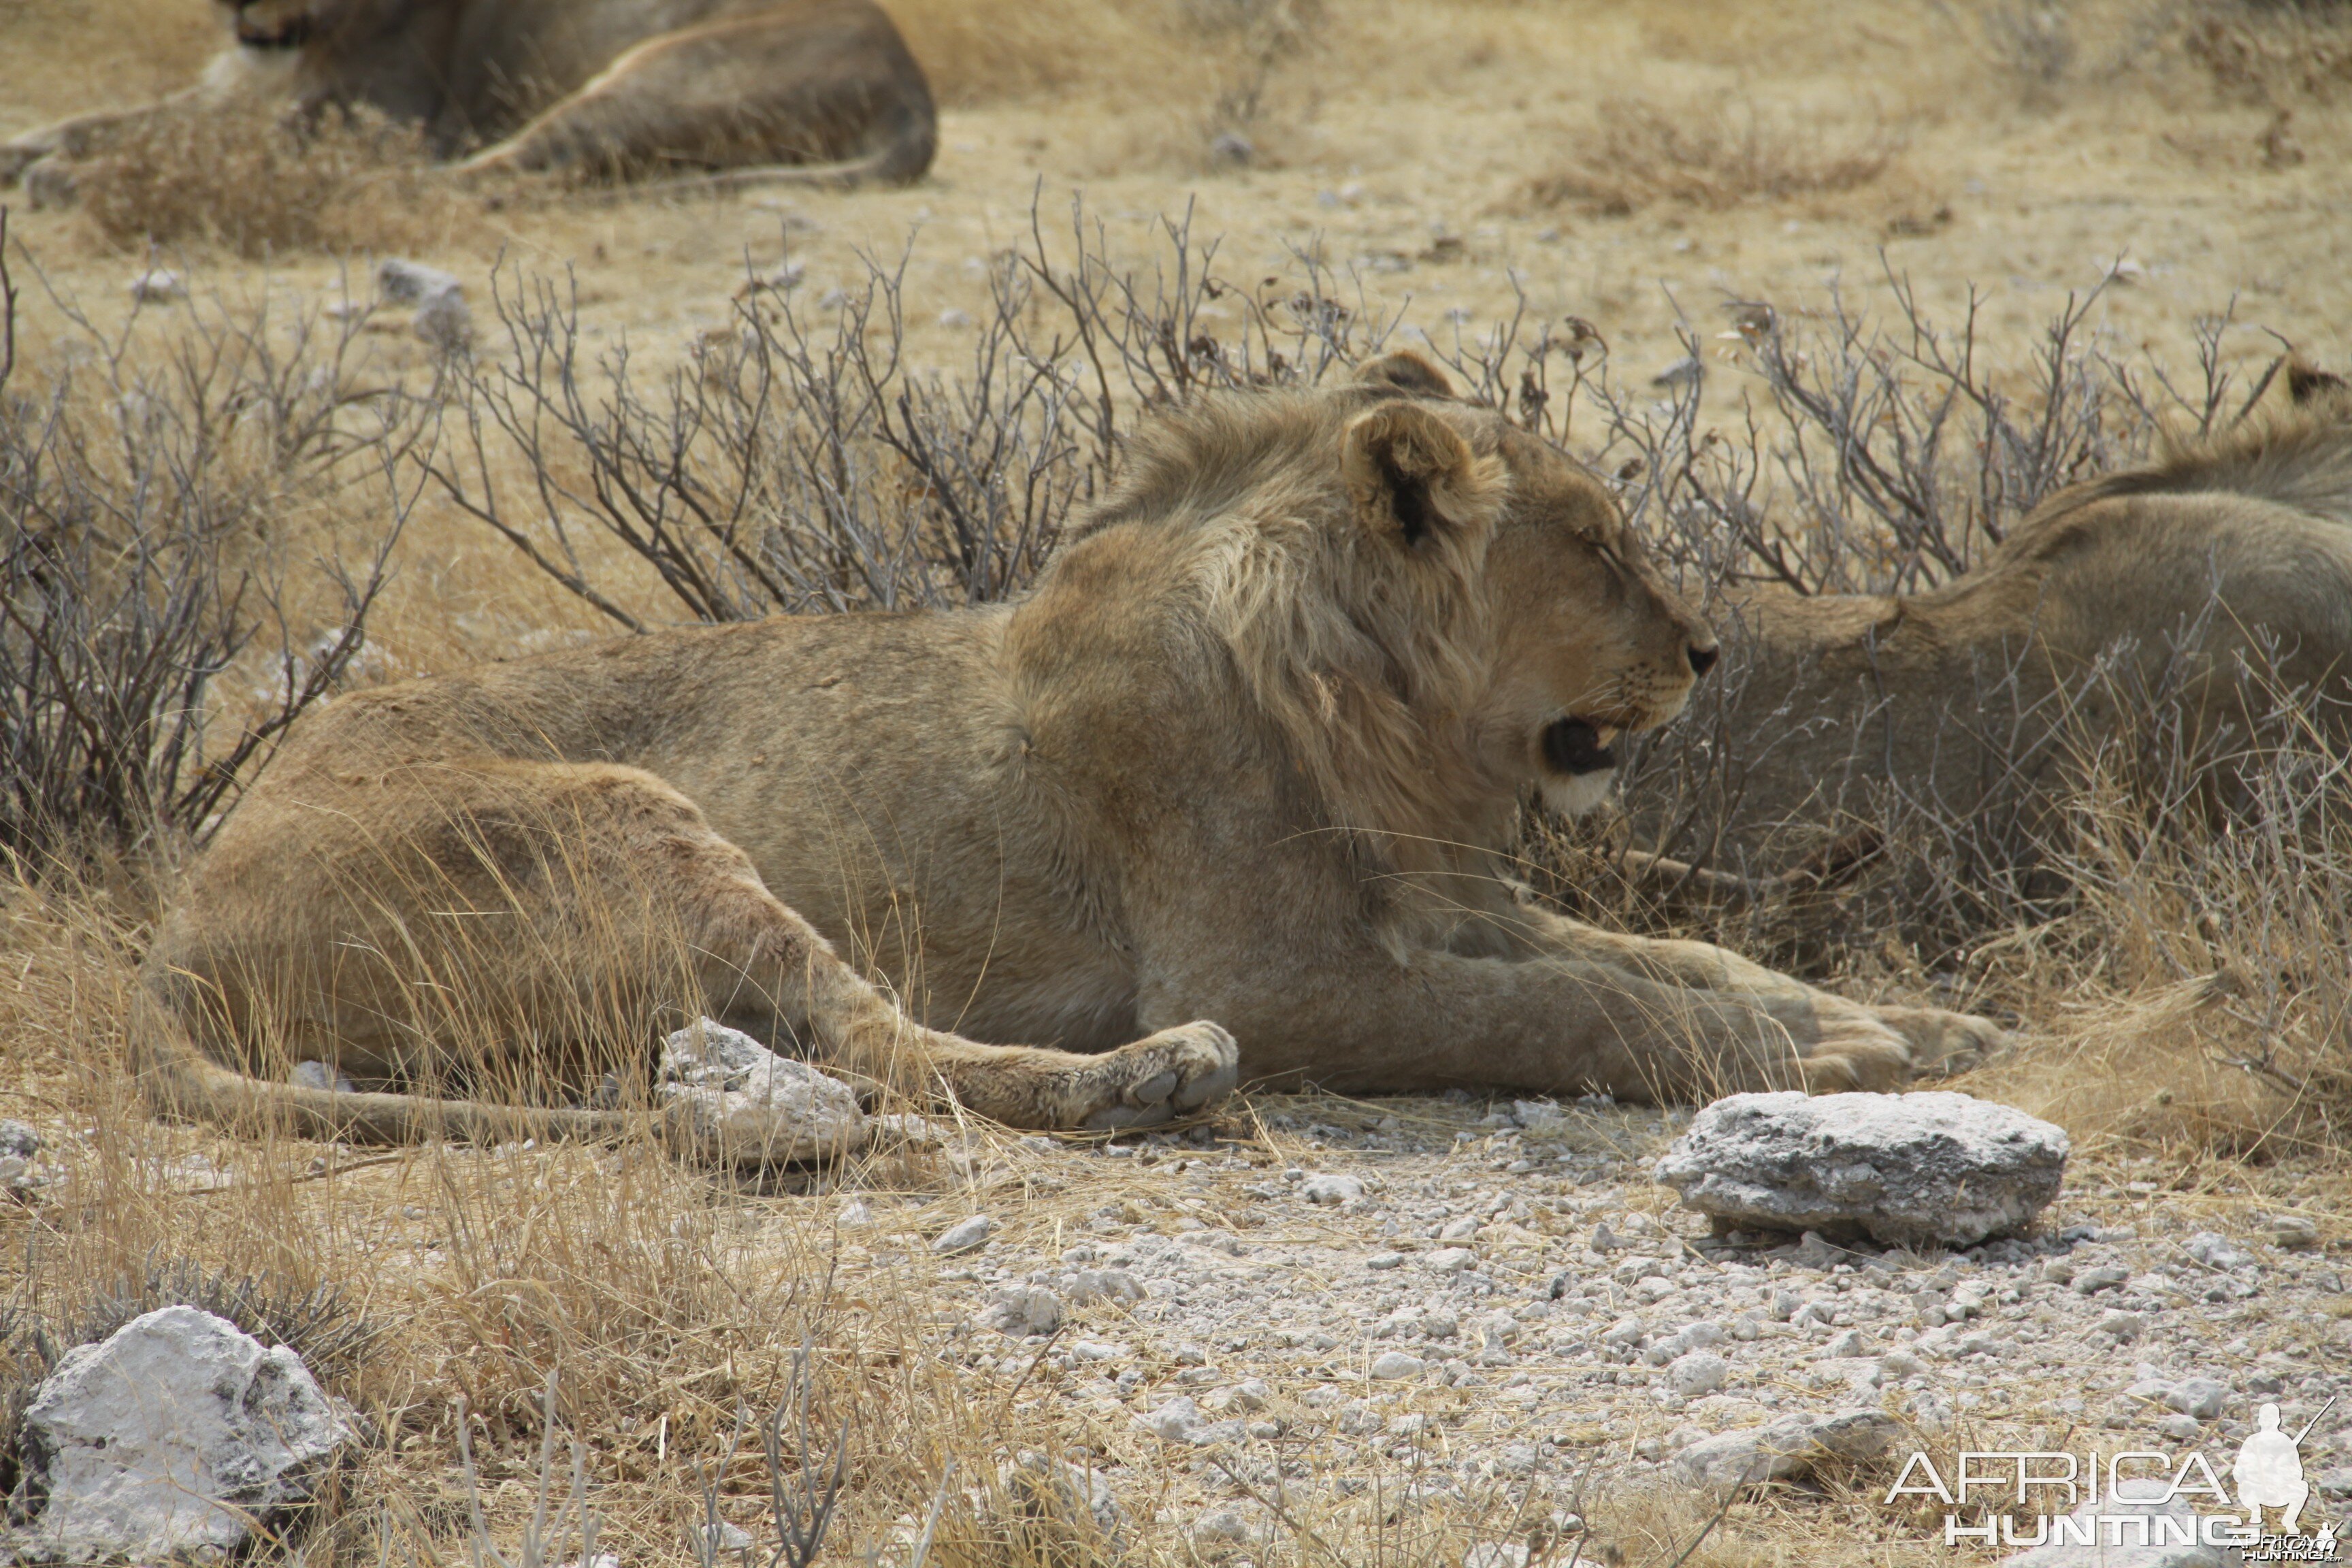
top-left (1073, 1020), bottom-right (1239, 1130)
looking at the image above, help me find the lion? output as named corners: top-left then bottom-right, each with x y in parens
top-left (0, 0), bottom-right (935, 200)
top-left (1609, 364), bottom-right (2352, 894)
top-left (132, 353), bottom-right (2006, 1162)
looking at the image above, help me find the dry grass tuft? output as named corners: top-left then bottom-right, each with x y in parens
top-left (74, 101), bottom-right (474, 260)
top-left (2183, 0), bottom-right (2352, 103)
top-left (1527, 95), bottom-right (1899, 215)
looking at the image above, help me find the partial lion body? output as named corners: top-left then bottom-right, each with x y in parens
top-left (2, 0), bottom-right (935, 196)
top-left (1627, 391), bottom-right (2352, 877)
top-left (138, 359), bottom-right (2004, 1158)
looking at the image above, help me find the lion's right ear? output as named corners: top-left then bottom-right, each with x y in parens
top-left (1354, 350), bottom-right (1457, 399)
top-left (1341, 403), bottom-right (1506, 551)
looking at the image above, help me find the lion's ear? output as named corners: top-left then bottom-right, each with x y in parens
top-left (1341, 403), bottom-right (1506, 551)
top-left (1354, 350), bottom-right (1456, 399)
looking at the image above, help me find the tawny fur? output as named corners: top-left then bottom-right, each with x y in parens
top-left (1627, 380), bottom-right (2352, 870)
top-left (133, 355), bottom-right (2008, 1160)
top-left (0, 0), bottom-right (934, 195)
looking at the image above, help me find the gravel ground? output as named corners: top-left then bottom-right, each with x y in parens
top-left (823, 1093), bottom-right (2352, 1560)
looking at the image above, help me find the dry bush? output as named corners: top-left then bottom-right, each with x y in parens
top-left (0, 230), bottom-right (418, 871)
top-left (2183, 0), bottom-right (2352, 101)
top-left (1527, 95), bottom-right (1899, 215)
top-left (74, 101), bottom-right (469, 260)
top-left (431, 197), bottom-right (1389, 627)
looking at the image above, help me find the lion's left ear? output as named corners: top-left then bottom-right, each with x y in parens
top-left (1342, 403), bottom-right (1507, 551)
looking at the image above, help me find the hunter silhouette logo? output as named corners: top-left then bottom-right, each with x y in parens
top-left (2235, 1401), bottom-right (2326, 1535)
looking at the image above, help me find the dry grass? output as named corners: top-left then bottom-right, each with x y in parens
top-left (72, 101), bottom-right (478, 261)
top-left (2183, 0), bottom-right (2352, 103)
top-left (1527, 95), bottom-right (1900, 215)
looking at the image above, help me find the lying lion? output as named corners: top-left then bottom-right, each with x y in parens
top-left (1613, 365), bottom-right (2352, 890)
top-left (1, 0), bottom-right (935, 199)
top-left (133, 353), bottom-right (2005, 1160)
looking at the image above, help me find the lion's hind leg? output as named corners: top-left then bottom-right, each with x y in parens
top-left (158, 757), bottom-right (1232, 1148)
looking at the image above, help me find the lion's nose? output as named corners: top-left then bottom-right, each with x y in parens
top-left (1687, 642), bottom-right (1720, 678)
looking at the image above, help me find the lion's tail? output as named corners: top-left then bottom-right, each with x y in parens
top-left (127, 968), bottom-right (845, 1165)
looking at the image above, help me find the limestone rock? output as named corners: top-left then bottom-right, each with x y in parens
top-left (1654, 1091), bottom-right (2069, 1247)
top-left (18, 1306), bottom-right (353, 1561)
top-left (932, 1215), bottom-right (996, 1255)
top-left (1670, 1409), bottom-right (1902, 1493)
top-left (1301, 1174), bottom-right (1363, 1206)
top-left (978, 1286), bottom-right (1064, 1337)
top-left (658, 1018), bottom-right (866, 1163)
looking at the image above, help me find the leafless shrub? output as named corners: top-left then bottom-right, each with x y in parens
top-left (435, 197), bottom-right (1396, 626)
top-left (1528, 95), bottom-right (1898, 216)
top-left (73, 101), bottom-right (469, 260)
top-left (0, 223), bottom-right (417, 870)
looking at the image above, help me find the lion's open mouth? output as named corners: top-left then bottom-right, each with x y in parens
top-left (234, 8), bottom-right (314, 47)
top-left (1541, 717), bottom-right (1620, 776)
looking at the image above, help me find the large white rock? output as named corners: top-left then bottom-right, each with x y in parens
top-left (18, 1306), bottom-right (353, 1561)
top-left (659, 1018), bottom-right (866, 1163)
top-left (1654, 1091), bottom-right (2069, 1247)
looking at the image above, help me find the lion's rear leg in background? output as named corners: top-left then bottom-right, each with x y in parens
top-left (144, 762), bottom-right (1234, 1144)
top-left (453, 13), bottom-right (935, 189)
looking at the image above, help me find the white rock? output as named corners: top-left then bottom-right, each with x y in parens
top-left (1512, 1099), bottom-right (1565, 1130)
top-left (1370, 1351), bottom-right (1426, 1380)
top-left (1065, 1269), bottom-right (1145, 1305)
top-left (659, 1019), bottom-right (866, 1162)
top-left (1301, 1174), bottom-right (1363, 1206)
top-left (1665, 1351), bottom-right (1730, 1396)
top-left (1137, 1396), bottom-right (1201, 1441)
top-left (2127, 1375), bottom-right (2230, 1422)
top-left (836, 1198), bottom-right (873, 1226)
top-left (978, 1286), bottom-right (1064, 1337)
top-left (127, 270), bottom-right (185, 304)
top-left (933, 1214), bottom-right (996, 1255)
top-left (1000, 1450), bottom-right (1118, 1536)
top-left (1194, 1506), bottom-right (1251, 1543)
top-left (1670, 1409), bottom-right (1902, 1494)
top-left (1653, 1091), bottom-right (2069, 1246)
top-left (19, 1307), bottom-right (353, 1561)
top-left (1999, 1492), bottom-right (2225, 1566)
top-left (375, 258), bottom-right (462, 306)
top-left (702, 1521), bottom-right (755, 1552)
top-left (1816, 1329), bottom-right (1866, 1359)
top-left (2182, 1231), bottom-right (2255, 1271)
top-left (1425, 1247), bottom-right (1477, 1273)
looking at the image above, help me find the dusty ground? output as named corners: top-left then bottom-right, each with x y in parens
top-left (3, 0), bottom-right (2351, 1563)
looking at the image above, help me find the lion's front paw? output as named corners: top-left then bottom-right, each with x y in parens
top-left (1793, 1013), bottom-right (1915, 1094)
top-left (1870, 1005), bottom-right (2010, 1077)
top-left (1078, 1021), bottom-right (1240, 1131)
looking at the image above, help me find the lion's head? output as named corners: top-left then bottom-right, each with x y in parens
top-left (1064, 350), bottom-right (1715, 855)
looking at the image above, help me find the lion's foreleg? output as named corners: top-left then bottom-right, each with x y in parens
top-left (1521, 911), bottom-right (2007, 1075)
